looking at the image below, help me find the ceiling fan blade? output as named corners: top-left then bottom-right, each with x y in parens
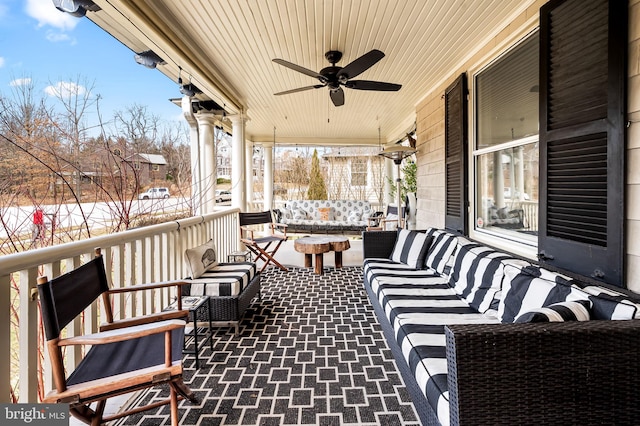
top-left (330, 88), bottom-right (345, 106)
top-left (346, 80), bottom-right (402, 91)
top-left (337, 49), bottom-right (385, 80)
top-left (272, 58), bottom-right (323, 79)
top-left (274, 85), bottom-right (324, 96)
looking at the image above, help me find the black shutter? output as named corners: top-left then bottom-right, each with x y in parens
top-left (445, 73), bottom-right (468, 235)
top-left (539, 0), bottom-right (626, 286)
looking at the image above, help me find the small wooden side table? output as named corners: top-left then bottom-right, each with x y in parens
top-left (293, 235), bottom-right (351, 275)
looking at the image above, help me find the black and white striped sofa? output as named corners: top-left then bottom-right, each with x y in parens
top-left (363, 229), bottom-right (640, 426)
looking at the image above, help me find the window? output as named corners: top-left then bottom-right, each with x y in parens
top-left (474, 33), bottom-right (539, 243)
top-left (351, 158), bottom-right (367, 186)
top-left (152, 164), bottom-right (159, 171)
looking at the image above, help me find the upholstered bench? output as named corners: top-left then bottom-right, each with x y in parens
top-left (183, 240), bottom-right (261, 335)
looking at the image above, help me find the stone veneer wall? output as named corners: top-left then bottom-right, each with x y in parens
top-left (414, 0), bottom-right (640, 293)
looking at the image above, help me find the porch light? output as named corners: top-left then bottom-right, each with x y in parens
top-left (134, 50), bottom-right (166, 69)
top-left (379, 145), bottom-right (416, 229)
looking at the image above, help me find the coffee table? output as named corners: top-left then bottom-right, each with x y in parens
top-left (293, 235), bottom-right (351, 275)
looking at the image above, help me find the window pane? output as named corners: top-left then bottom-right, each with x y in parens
top-left (351, 158), bottom-right (367, 186)
top-left (476, 34), bottom-right (539, 149)
top-left (475, 142), bottom-right (539, 238)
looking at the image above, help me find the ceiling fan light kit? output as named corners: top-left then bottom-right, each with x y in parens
top-left (273, 49), bottom-right (402, 106)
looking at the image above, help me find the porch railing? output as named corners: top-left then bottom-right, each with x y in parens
top-left (0, 208), bottom-right (240, 403)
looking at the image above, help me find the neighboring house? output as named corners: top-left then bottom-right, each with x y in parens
top-left (322, 146), bottom-right (386, 207)
top-left (129, 153), bottom-right (168, 187)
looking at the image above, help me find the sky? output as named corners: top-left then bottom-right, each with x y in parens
top-left (0, 0), bottom-right (183, 132)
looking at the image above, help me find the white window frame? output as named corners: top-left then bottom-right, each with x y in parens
top-left (468, 30), bottom-right (540, 258)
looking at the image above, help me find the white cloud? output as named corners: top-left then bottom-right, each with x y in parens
top-left (45, 30), bottom-right (76, 44)
top-left (44, 81), bottom-right (88, 98)
top-left (25, 0), bottom-right (78, 31)
top-left (10, 78), bottom-right (32, 87)
top-left (0, 57), bottom-right (5, 68)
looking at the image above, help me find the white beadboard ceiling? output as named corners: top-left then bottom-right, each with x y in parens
top-left (88, 0), bottom-right (536, 146)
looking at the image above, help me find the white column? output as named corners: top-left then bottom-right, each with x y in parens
top-left (245, 140), bottom-right (254, 210)
top-left (385, 157), bottom-right (394, 206)
top-left (196, 113), bottom-right (217, 213)
top-left (182, 96), bottom-right (201, 215)
top-left (263, 142), bottom-right (274, 211)
top-left (228, 113), bottom-right (247, 211)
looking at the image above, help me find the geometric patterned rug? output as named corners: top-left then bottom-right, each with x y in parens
top-left (117, 266), bottom-right (420, 425)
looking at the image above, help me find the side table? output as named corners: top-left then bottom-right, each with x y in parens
top-left (164, 296), bottom-right (213, 368)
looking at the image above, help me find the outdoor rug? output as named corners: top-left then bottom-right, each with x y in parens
top-left (117, 266), bottom-right (420, 426)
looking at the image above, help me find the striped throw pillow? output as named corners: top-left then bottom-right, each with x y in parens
top-left (424, 229), bottom-right (458, 274)
top-left (390, 229), bottom-right (432, 269)
top-left (514, 300), bottom-right (592, 323)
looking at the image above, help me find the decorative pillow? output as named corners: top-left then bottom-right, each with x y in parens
top-left (390, 230), bottom-right (432, 269)
top-left (317, 207), bottom-right (333, 221)
top-left (514, 300), bottom-right (592, 323)
top-left (498, 264), bottom-right (591, 323)
top-left (448, 241), bottom-right (513, 313)
top-left (281, 207), bottom-right (293, 220)
top-left (184, 240), bottom-right (218, 279)
top-left (347, 209), bottom-right (362, 222)
top-left (424, 229), bottom-right (459, 274)
top-left (292, 208), bottom-right (309, 220)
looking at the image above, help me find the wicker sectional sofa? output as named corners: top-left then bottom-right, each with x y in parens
top-left (274, 199), bottom-right (375, 234)
top-left (363, 229), bottom-right (640, 426)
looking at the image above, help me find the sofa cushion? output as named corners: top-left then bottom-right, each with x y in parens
top-left (184, 240), bottom-right (219, 279)
top-left (514, 300), bottom-right (592, 323)
top-left (395, 312), bottom-right (500, 425)
top-left (448, 240), bottom-right (514, 313)
top-left (578, 285), bottom-right (640, 320)
top-left (498, 264), bottom-right (590, 323)
top-left (187, 262), bottom-right (257, 297)
top-left (390, 229), bottom-right (432, 269)
top-left (424, 229), bottom-right (458, 274)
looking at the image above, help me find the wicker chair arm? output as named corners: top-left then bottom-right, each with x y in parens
top-left (362, 230), bottom-right (397, 259)
top-left (445, 320), bottom-right (640, 426)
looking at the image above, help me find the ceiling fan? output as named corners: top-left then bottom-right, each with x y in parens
top-left (272, 49), bottom-right (401, 107)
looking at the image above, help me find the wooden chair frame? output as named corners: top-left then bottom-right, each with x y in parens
top-left (37, 248), bottom-right (197, 426)
top-left (239, 211), bottom-right (289, 273)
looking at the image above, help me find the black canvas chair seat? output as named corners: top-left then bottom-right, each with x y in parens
top-left (37, 249), bottom-right (197, 426)
top-left (239, 210), bottom-right (289, 273)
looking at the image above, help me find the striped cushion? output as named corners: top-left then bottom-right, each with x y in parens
top-left (498, 264), bottom-right (590, 323)
top-left (395, 312), bottom-right (500, 424)
top-left (424, 229), bottom-right (458, 274)
top-left (579, 285), bottom-right (640, 320)
top-left (448, 241), bottom-right (514, 313)
top-left (187, 262), bottom-right (256, 297)
top-left (390, 229), bottom-right (432, 269)
top-left (514, 300), bottom-right (592, 323)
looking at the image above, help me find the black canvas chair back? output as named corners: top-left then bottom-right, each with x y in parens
top-left (37, 250), bottom-right (196, 425)
top-left (239, 210), bottom-right (273, 227)
top-left (239, 210), bottom-right (289, 272)
top-left (39, 256), bottom-right (109, 341)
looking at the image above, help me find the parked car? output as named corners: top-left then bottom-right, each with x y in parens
top-left (138, 187), bottom-right (170, 200)
top-left (215, 190), bottom-right (232, 203)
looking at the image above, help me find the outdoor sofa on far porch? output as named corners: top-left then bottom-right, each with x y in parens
top-left (274, 199), bottom-right (376, 234)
